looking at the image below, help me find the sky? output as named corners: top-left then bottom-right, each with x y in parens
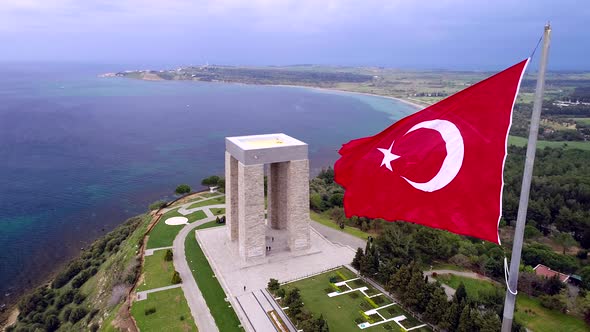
top-left (0, 0), bottom-right (588, 70)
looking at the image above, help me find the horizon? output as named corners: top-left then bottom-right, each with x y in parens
top-left (1, 0), bottom-right (588, 71)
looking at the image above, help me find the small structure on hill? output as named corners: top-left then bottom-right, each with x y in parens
top-left (533, 264), bottom-right (570, 283)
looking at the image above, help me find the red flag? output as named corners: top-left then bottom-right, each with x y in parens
top-left (334, 59), bottom-right (529, 244)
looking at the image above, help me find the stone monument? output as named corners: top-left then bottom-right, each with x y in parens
top-left (225, 133), bottom-right (311, 261)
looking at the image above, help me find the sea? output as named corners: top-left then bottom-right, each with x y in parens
top-left (0, 63), bottom-right (417, 307)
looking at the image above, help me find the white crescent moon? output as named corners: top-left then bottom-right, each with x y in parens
top-left (401, 119), bottom-right (464, 192)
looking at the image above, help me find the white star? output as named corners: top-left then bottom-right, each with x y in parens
top-left (377, 141), bottom-right (401, 172)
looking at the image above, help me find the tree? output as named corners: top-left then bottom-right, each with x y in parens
top-left (455, 282), bottom-right (467, 303)
top-left (329, 193), bottom-right (344, 207)
top-left (268, 278), bottom-right (280, 292)
top-left (283, 288), bottom-right (304, 316)
top-left (441, 300), bottom-right (461, 331)
top-left (310, 193), bottom-right (322, 211)
top-left (171, 271), bottom-right (182, 284)
top-left (424, 286), bottom-right (448, 323)
top-left (68, 306), bottom-right (88, 323)
top-left (164, 249), bottom-right (173, 262)
top-left (580, 266), bottom-right (590, 290)
top-left (201, 175), bottom-right (220, 187)
top-left (543, 275), bottom-right (564, 295)
top-left (175, 184), bottom-right (191, 195)
top-left (457, 305), bottom-right (475, 332)
top-left (477, 310), bottom-right (501, 332)
top-left (554, 232), bottom-right (578, 254)
top-left (351, 248), bottom-right (364, 270)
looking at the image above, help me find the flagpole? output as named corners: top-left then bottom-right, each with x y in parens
top-left (501, 23), bottom-right (551, 331)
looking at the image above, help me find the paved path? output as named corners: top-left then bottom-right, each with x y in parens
top-left (310, 220), bottom-right (366, 250)
top-left (173, 215), bottom-right (219, 332)
top-left (136, 284), bottom-right (182, 301)
top-left (144, 246), bottom-right (173, 256)
top-left (424, 269), bottom-right (495, 300)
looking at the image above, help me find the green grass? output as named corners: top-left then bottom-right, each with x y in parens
top-left (435, 274), bottom-right (497, 302)
top-left (212, 208), bottom-right (226, 216)
top-left (436, 274), bottom-right (588, 332)
top-left (310, 211), bottom-right (370, 240)
top-left (515, 294), bottom-right (588, 332)
top-left (185, 232), bottom-right (243, 331)
top-left (572, 117), bottom-right (590, 125)
top-left (282, 267), bottom-right (427, 332)
top-left (430, 263), bottom-right (467, 272)
top-left (146, 209), bottom-right (206, 249)
top-left (99, 303), bottom-right (121, 332)
top-left (187, 196), bottom-right (226, 209)
top-left (196, 220), bottom-right (225, 230)
top-left (136, 250), bottom-right (175, 292)
top-left (508, 135), bottom-right (590, 150)
top-left (131, 287), bottom-right (197, 332)
top-left (201, 192), bottom-right (221, 198)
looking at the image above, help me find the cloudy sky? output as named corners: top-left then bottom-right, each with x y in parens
top-left (0, 0), bottom-right (587, 70)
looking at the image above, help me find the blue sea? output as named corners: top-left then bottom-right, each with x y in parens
top-left (0, 63), bottom-right (417, 306)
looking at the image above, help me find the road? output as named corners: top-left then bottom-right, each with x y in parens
top-left (173, 214), bottom-right (219, 332)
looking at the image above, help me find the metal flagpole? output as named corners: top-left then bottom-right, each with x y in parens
top-left (501, 23), bottom-right (551, 331)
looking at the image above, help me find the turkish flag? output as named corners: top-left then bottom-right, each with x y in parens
top-left (335, 59), bottom-right (529, 244)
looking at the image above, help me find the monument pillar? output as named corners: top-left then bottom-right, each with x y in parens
top-left (286, 159), bottom-right (311, 251)
top-left (237, 162), bottom-right (265, 260)
top-left (225, 151), bottom-right (239, 241)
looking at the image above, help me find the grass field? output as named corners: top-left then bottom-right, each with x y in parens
top-left (515, 294), bottom-right (589, 332)
top-left (196, 220), bottom-right (225, 230)
top-left (212, 208), bottom-right (226, 216)
top-left (508, 135), bottom-right (590, 150)
top-left (185, 232), bottom-right (243, 331)
top-left (572, 117), bottom-right (590, 125)
top-left (310, 211), bottom-right (371, 240)
top-left (436, 274), bottom-right (588, 332)
top-left (136, 250), bottom-right (175, 292)
top-left (187, 196), bottom-right (226, 209)
top-left (282, 267), bottom-right (428, 332)
top-left (146, 209), bottom-right (207, 249)
top-left (130, 287), bottom-right (197, 332)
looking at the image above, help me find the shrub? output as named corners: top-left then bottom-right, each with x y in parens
top-left (90, 323), bottom-right (100, 332)
top-left (171, 271), bottom-right (182, 284)
top-left (62, 306), bottom-right (72, 322)
top-left (149, 200), bottom-right (168, 211)
top-left (175, 184), bottom-right (191, 195)
top-left (145, 307), bottom-right (157, 315)
top-left (276, 288), bottom-right (286, 298)
top-left (540, 294), bottom-right (567, 312)
top-left (267, 278), bottom-right (280, 292)
top-left (164, 249), bottom-right (173, 262)
top-left (69, 307), bottom-right (88, 323)
top-left (180, 315), bottom-right (185, 321)
top-left (73, 292), bottom-right (86, 304)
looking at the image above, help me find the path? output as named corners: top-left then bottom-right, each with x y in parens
top-left (136, 284), bottom-right (181, 301)
top-left (173, 213), bottom-right (219, 332)
top-left (424, 269), bottom-right (494, 300)
top-left (310, 220), bottom-right (366, 250)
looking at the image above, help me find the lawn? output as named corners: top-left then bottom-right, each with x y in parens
top-left (515, 294), bottom-right (588, 332)
top-left (281, 267), bottom-right (427, 332)
top-left (436, 274), bottom-right (588, 332)
top-left (137, 250), bottom-right (175, 292)
top-left (572, 117), bottom-right (590, 125)
top-left (146, 209), bottom-right (206, 249)
top-left (187, 196), bottom-right (226, 209)
top-left (212, 208), bottom-right (226, 216)
top-left (185, 232), bottom-right (243, 331)
top-left (508, 135), bottom-right (590, 151)
top-left (310, 211), bottom-right (371, 240)
top-left (131, 287), bottom-right (197, 332)
top-left (196, 220), bottom-right (225, 230)
top-left (434, 274), bottom-right (497, 302)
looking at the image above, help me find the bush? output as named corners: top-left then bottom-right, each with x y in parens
top-left (201, 176), bottom-right (220, 187)
top-left (145, 307), bottom-right (157, 315)
top-left (171, 271), bottom-right (182, 284)
top-left (175, 184), bottom-right (191, 195)
top-left (276, 288), bottom-right (286, 298)
top-left (540, 294), bottom-right (567, 312)
top-left (90, 323), bottom-right (100, 332)
top-left (73, 292), bottom-right (86, 304)
top-left (149, 200), bottom-right (168, 211)
top-left (180, 315), bottom-right (185, 321)
top-left (164, 249), bottom-right (173, 262)
top-left (267, 278), bottom-right (280, 292)
top-left (69, 306), bottom-right (88, 323)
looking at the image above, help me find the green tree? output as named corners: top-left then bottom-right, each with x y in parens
top-left (457, 305), bottom-right (475, 332)
top-left (580, 266), bottom-right (590, 290)
top-left (268, 278), bottom-right (280, 292)
top-left (351, 248), bottom-right (364, 271)
top-left (164, 249), bottom-right (173, 262)
top-left (440, 300), bottom-right (461, 331)
top-left (310, 193), bottom-right (322, 211)
top-left (329, 193), bottom-right (344, 207)
top-left (424, 286), bottom-right (448, 323)
top-left (171, 271), bottom-right (182, 284)
top-left (554, 232), bottom-right (578, 254)
top-left (477, 310), bottom-right (501, 332)
top-left (455, 282), bottom-right (467, 303)
top-left (175, 184), bottom-right (191, 195)
top-left (201, 175), bottom-right (220, 187)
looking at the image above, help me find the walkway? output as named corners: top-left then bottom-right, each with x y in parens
top-left (424, 269), bottom-right (494, 300)
top-left (136, 284), bottom-right (181, 301)
top-left (310, 220), bottom-right (366, 250)
top-left (173, 215), bottom-right (219, 332)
